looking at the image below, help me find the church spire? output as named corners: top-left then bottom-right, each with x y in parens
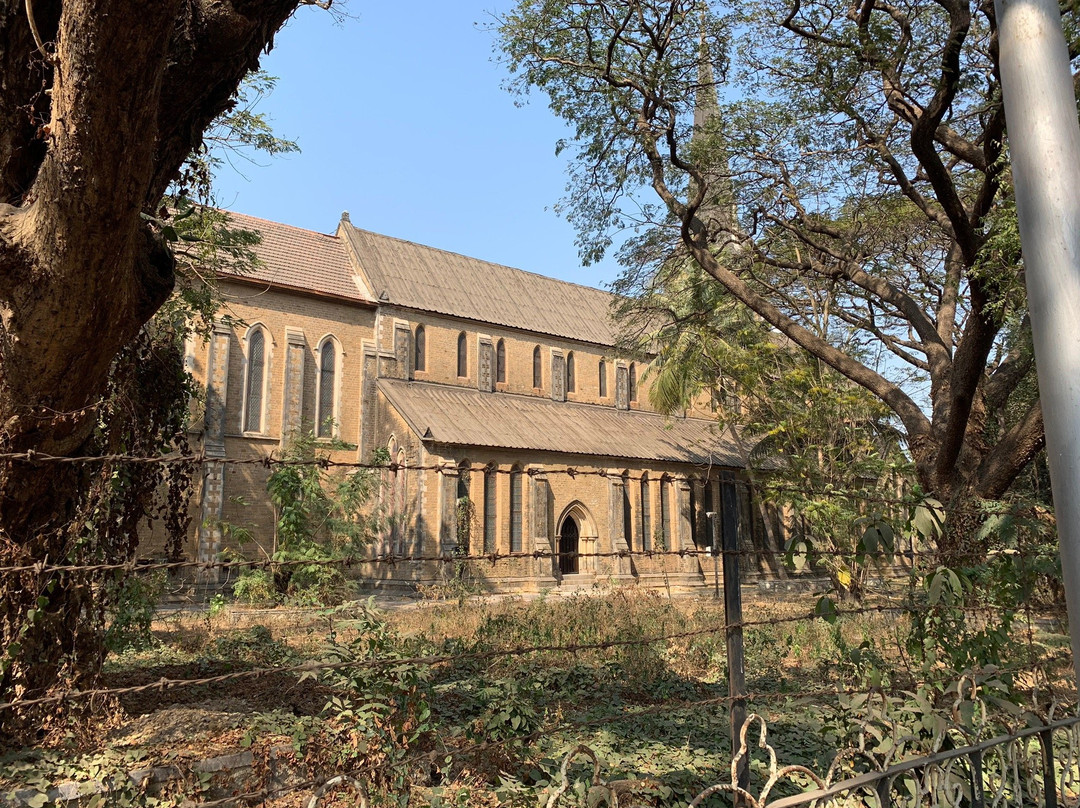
top-left (690, 10), bottom-right (740, 248)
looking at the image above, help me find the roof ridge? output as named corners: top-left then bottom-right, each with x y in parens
top-left (346, 223), bottom-right (615, 298)
top-left (222, 209), bottom-right (341, 241)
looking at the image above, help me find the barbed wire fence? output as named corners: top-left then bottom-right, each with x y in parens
top-left (0, 449), bottom-right (1074, 806)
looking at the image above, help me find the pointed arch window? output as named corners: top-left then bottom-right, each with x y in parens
top-left (243, 327), bottom-right (267, 433)
top-left (640, 473), bottom-right (651, 551)
top-left (496, 339), bottom-right (506, 383)
top-left (414, 325), bottom-right (426, 372)
top-left (629, 362), bottom-right (638, 403)
top-left (566, 352), bottom-right (576, 393)
top-left (316, 338), bottom-right (337, 438)
top-left (509, 466), bottom-right (523, 553)
top-left (483, 466), bottom-right (497, 553)
top-left (599, 360), bottom-right (608, 398)
top-left (622, 472), bottom-right (633, 551)
top-left (457, 332), bottom-right (468, 377)
top-left (660, 476), bottom-right (672, 549)
top-left (532, 346), bottom-right (542, 388)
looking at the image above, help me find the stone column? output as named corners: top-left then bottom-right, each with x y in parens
top-left (530, 467), bottom-right (556, 582)
top-left (478, 337), bottom-right (494, 392)
top-left (676, 475), bottom-right (694, 567)
top-left (615, 364), bottom-right (629, 410)
top-left (550, 350), bottom-right (566, 401)
top-left (359, 342), bottom-right (378, 462)
top-left (438, 464), bottom-right (460, 557)
top-left (393, 321), bottom-right (411, 380)
top-left (203, 322), bottom-right (231, 455)
top-left (196, 323), bottom-right (232, 577)
top-left (281, 328), bottom-right (306, 443)
top-left (608, 471), bottom-right (632, 576)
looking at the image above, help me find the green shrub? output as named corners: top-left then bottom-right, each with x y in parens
top-left (104, 570), bottom-right (166, 653)
top-left (232, 568), bottom-right (277, 605)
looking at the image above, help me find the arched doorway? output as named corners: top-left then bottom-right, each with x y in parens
top-left (558, 516), bottom-right (579, 575)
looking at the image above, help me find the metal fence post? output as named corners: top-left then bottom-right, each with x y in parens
top-left (995, 0), bottom-right (1080, 688)
top-left (1041, 727), bottom-right (1059, 808)
top-left (707, 510), bottom-right (720, 599)
top-left (721, 473), bottom-right (748, 797)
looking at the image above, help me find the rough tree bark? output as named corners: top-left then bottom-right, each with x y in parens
top-left (0, 0), bottom-right (312, 735)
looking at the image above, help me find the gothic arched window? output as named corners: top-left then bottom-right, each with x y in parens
top-left (599, 360), bottom-right (607, 397)
top-left (414, 325), bottom-right (426, 372)
top-left (496, 339), bottom-right (506, 383)
top-left (316, 337), bottom-right (337, 437)
top-left (532, 346), bottom-right (542, 388)
top-left (457, 332), bottom-right (468, 377)
top-left (566, 352), bottom-right (576, 393)
top-left (243, 327), bottom-right (267, 433)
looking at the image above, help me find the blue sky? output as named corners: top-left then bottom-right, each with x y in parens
top-left (211, 2), bottom-right (624, 291)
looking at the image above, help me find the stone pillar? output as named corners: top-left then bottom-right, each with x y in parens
top-left (281, 328), bottom-right (306, 443)
top-left (438, 464), bottom-right (460, 556)
top-left (478, 336), bottom-right (494, 392)
top-left (196, 323), bottom-right (232, 578)
top-left (530, 467), bottom-right (556, 581)
top-left (608, 471), bottom-right (632, 576)
top-left (393, 321), bottom-right (411, 380)
top-left (203, 322), bottom-right (231, 454)
top-left (615, 364), bottom-right (629, 410)
top-left (676, 475), bottom-right (694, 558)
top-left (359, 342), bottom-right (378, 462)
top-left (550, 350), bottom-right (566, 401)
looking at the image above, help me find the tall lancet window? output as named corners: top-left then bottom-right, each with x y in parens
top-left (566, 352), bottom-right (576, 393)
top-left (532, 346), bottom-right (542, 388)
top-left (316, 338), bottom-right (336, 437)
top-left (243, 328), bottom-right (267, 433)
top-left (496, 339), bottom-right (506, 383)
top-left (414, 325), bottom-right (426, 372)
top-left (457, 332), bottom-right (468, 377)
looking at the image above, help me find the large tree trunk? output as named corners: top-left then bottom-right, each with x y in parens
top-left (0, 0), bottom-right (309, 740)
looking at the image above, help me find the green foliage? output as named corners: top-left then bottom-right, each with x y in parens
top-left (231, 427), bottom-right (379, 606)
top-left (104, 571), bottom-right (167, 654)
top-left (316, 601), bottom-right (435, 803)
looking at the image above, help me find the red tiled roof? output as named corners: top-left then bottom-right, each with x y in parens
top-left (218, 211), bottom-right (373, 303)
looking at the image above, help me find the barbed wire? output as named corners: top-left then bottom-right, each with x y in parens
top-left (0, 541), bottom-right (1061, 576)
top-left (0, 598), bottom-right (1062, 715)
top-left (0, 448), bottom-right (1057, 536)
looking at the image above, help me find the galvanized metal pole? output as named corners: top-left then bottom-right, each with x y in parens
top-left (995, 0), bottom-right (1080, 685)
top-left (720, 474), bottom-right (749, 797)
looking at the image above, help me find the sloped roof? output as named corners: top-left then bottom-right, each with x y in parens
top-left (219, 212), bottom-right (373, 303)
top-left (343, 223), bottom-right (618, 346)
top-left (378, 379), bottom-right (748, 467)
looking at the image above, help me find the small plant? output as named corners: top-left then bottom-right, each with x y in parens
top-left (104, 569), bottom-right (167, 653)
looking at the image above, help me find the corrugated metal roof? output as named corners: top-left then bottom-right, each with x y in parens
top-left (218, 212), bottom-right (373, 303)
top-left (378, 379), bottom-right (748, 467)
top-left (344, 224), bottom-right (618, 346)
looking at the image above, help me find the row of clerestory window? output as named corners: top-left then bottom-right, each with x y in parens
top-left (415, 324), bottom-right (635, 401)
top-left (241, 326), bottom-right (339, 438)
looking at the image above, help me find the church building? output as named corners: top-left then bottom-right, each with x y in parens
top-left (186, 211), bottom-right (770, 593)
